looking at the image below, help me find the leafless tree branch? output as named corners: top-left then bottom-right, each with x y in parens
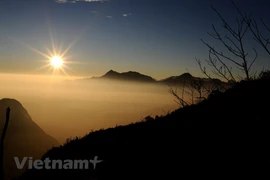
top-left (232, 0), bottom-right (270, 56)
top-left (200, 2), bottom-right (257, 82)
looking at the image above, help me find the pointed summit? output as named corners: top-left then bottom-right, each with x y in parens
top-left (106, 69), bottom-right (118, 74)
top-left (102, 70), bottom-right (120, 78)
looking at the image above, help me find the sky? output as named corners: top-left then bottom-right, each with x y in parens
top-left (0, 0), bottom-right (269, 80)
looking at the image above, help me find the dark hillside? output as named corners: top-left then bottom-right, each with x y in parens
top-left (18, 78), bottom-right (270, 180)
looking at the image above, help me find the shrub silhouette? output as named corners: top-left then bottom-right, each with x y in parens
top-left (259, 70), bottom-right (270, 80)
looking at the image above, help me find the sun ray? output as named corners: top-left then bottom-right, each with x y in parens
top-left (10, 15), bottom-right (92, 78)
top-left (48, 26), bottom-right (57, 56)
top-left (59, 25), bottom-right (90, 58)
top-left (62, 64), bottom-right (76, 73)
top-left (58, 41), bottom-right (64, 55)
top-left (31, 47), bottom-right (52, 60)
top-left (60, 39), bottom-right (77, 58)
top-left (15, 40), bottom-right (52, 60)
top-left (7, 12), bottom-right (93, 78)
top-left (45, 47), bottom-right (54, 58)
top-left (34, 63), bottom-right (52, 72)
top-left (59, 67), bottom-right (69, 76)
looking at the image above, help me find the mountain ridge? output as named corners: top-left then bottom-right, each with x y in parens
top-left (81, 70), bottom-right (225, 85)
top-left (92, 69), bottom-right (157, 83)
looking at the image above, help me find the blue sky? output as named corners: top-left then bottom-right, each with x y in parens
top-left (0, 0), bottom-right (269, 79)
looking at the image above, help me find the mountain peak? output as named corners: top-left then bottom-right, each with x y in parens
top-left (107, 69), bottom-right (117, 73)
top-left (0, 98), bottom-right (23, 109)
top-left (102, 70), bottom-right (120, 78)
top-left (179, 72), bottom-right (193, 78)
top-left (159, 72), bottom-right (194, 84)
top-left (124, 71), bottom-right (141, 75)
top-left (0, 98), bottom-right (59, 179)
top-left (100, 70), bottom-right (156, 83)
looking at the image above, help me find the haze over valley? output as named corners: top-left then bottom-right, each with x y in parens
top-left (0, 71), bottom-right (181, 143)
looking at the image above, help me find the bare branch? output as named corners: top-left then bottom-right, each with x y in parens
top-left (261, 19), bottom-right (270, 32)
top-left (248, 48), bottom-right (258, 71)
top-left (232, 0), bottom-right (270, 55)
top-left (201, 39), bottom-right (243, 67)
top-left (196, 58), bottom-right (228, 91)
top-left (200, 2), bottom-right (257, 81)
top-left (168, 84), bottom-right (190, 107)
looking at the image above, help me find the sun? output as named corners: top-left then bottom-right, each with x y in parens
top-left (50, 56), bottom-right (63, 68)
top-left (23, 36), bottom-right (79, 76)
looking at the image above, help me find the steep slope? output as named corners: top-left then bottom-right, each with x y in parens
top-left (0, 98), bottom-right (59, 180)
top-left (17, 78), bottom-right (269, 179)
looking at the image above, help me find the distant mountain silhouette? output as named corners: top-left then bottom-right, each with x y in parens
top-left (160, 72), bottom-right (194, 84)
top-left (0, 98), bottom-right (59, 180)
top-left (80, 70), bottom-right (225, 86)
top-left (18, 78), bottom-right (269, 180)
top-left (160, 72), bottom-right (223, 85)
top-left (91, 70), bottom-right (156, 83)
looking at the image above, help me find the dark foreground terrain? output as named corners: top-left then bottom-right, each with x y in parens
top-left (0, 99), bottom-right (59, 180)
top-left (18, 78), bottom-right (269, 180)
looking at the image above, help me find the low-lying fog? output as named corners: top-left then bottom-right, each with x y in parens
top-left (0, 73), bottom-right (179, 144)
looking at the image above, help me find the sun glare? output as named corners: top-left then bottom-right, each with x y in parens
top-left (51, 56), bottom-right (63, 68)
top-left (22, 34), bottom-right (79, 76)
